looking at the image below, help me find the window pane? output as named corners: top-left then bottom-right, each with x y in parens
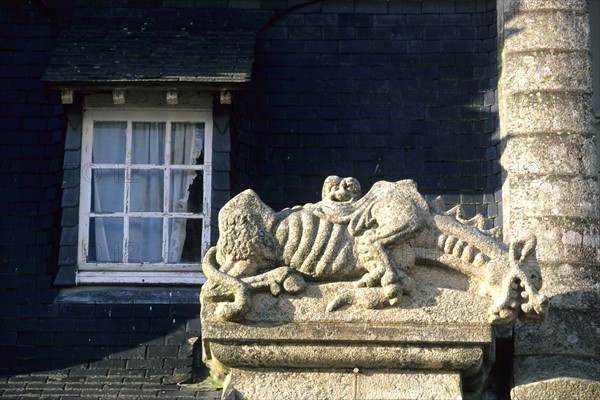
top-left (170, 170), bottom-right (202, 213)
top-left (168, 218), bottom-right (203, 263)
top-left (171, 122), bottom-right (204, 165)
top-left (91, 169), bottom-right (124, 213)
top-left (130, 169), bottom-right (164, 212)
top-left (129, 218), bottom-right (163, 263)
top-left (132, 122), bottom-right (165, 164)
top-left (88, 217), bottom-right (123, 262)
top-left (93, 121), bottom-right (126, 163)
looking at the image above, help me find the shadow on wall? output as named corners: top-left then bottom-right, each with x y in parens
top-left (0, 284), bottom-right (202, 381)
top-left (232, 0), bottom-right (501, 224)
top-left (0, 1), bottom-right (202, 382)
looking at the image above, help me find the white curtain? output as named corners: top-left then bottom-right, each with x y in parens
top-left (90, 121), bottom-right (203, 264)
top-left (128, 122), bottom-right (164, 263)
top-left (168, 123), bottom-right (204, 262)
top-left (91, 121), bottom-right (126, 262)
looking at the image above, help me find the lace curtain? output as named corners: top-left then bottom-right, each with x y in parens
top-left (89, 121), bottom-right (203, 263)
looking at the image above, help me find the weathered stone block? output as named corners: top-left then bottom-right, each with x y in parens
top-left (504, 0), bottom-right (588, 14)
top-left (507, 217), bottom-right (599, 265)
top-left (202, 282), bottom-right (492, 398)
top-left (507, 176), bottom-right (599, 219)
top-left (537, 264), bottom-right (600, 298)
top-left (224, 368), bottom-right (462, 400)
top-left (504, 91), bottom-right (593, 134)
top-left (515, 308), bottom-right (600, 357)
top-left (504, 12), bottom-right (589, 52)
top-left (502, 134), bottom-right (597, 177)
top-left (503, 51), bottom-right (592, 93)
top-left (512, 355), bottom-right (600, 400)
top-left (499, 1), bottom-right (600, 398)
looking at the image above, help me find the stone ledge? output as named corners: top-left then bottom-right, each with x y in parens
top-left (202, 321), bottom-right (492, 344)
top-left (209, 342), bottom-right (484, 372)
top-left (202, 282), bottom-right (497, 398)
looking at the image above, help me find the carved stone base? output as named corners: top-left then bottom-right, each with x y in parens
top-left (222, 368), bottom-right (462, 400)
top-left (202, 280), bottom-right (496, 399)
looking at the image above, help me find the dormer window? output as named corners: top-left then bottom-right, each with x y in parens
top-left (52, 90), bottom-right (222, 286)
top-left (76, 107), bottom-right (212, 284)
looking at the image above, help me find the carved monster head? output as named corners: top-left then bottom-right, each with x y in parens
top-left (322, 176), bottom-right (362, 204)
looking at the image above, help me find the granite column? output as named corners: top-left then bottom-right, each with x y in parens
top-left (498, 0), bottom-right (600, 397)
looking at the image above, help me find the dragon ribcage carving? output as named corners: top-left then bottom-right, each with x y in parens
top-left (201, 178), bottom-right (548, 326)
top-left (276, 211), bottom-right (359, 280)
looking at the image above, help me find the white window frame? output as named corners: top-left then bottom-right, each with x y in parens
top-left (77, 107), bottom-right (212, 285)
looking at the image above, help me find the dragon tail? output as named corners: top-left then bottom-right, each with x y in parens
top-left (202, 247), bottom-right (251, 321)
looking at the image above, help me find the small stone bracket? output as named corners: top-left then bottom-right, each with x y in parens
top-left (61, 88), bottom-right (74, 104)
top-left (220, 89), bottom-right (231, 105)
top-left (112, 89), bottom-right (126, 105)
top-left (166, 90), bottom-right (178, 105)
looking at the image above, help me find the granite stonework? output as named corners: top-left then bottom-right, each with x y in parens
top-left (202, 282), bottom-right (491, 399)
top-left (498, 0), bottom-right (600, 397)
top-left (201, 177), bottom-right (548, 399)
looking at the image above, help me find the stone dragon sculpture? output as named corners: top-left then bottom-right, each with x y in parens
top-left (201, 176), bottom-right (548, 326)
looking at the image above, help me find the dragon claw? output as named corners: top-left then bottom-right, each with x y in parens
top-left (383, 283), bottom-right (402, 299)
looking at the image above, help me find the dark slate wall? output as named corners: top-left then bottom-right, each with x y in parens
top-left (0, 2), bottom-right (203, 382)
top-left (0, 0), bottom-right (65, 363)
top-left (0, 0), bottom-right (502, 385)
top-left (232, 0), bottom-right (500, 221)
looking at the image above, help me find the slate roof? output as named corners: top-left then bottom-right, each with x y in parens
top-left (44, 27), bottom-right (255, 84)
top-left (43, 7), bottom-right (273, 85)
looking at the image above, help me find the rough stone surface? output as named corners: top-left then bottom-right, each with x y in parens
top-left (504, 0), bottom-right (588, 14)
top-left (503, 92), bottom-right (593, 134)
top-left (512, 378), bottom-right (600, 400)
top-left (202, 281), bottom-right (493, 396)
top-left (202, 281), bottom-right (493, 331)
top-left (503, 51), bottom-right (592, 93)
top-left (202, 279), bottom-right (489, 399)
top-left (536, 264), bottom-right (600, 298)
top-left (514, 308), bottom-right (600, 357)
top-left (507, 218), bottom-right (599, 265)
top-left (512, 356), bottom-right (600, 400)
top-left (210, 342), bottom-right (484, 371)
top-left (201, 176), bottom-right (548, 399)
top-left (498, 0), bottom-right (600, 398)
top-left (502, 134), bottom-right (597, 177)
top-left (503, 12), bottom-right (589, 52)
top-left (224, 369), bottom-right (462, 400)
top-left (507, 176), bottom-right (599, 219)
top-left (201, 176), bottom-right (547, 326)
